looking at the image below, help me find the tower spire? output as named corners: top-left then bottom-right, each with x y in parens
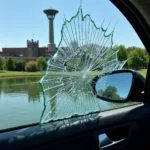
top-left (80, 0), bottom-right (83, 8)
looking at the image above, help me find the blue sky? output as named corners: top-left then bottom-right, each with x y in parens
top-left (0, 0), bottom-right (144, 51)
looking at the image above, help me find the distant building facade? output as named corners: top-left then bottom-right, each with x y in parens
top-left (1, 39), bottom-right (56, 61)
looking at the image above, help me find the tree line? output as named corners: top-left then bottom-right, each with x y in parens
top-left (97, 86), bottom-right (124, 100)
top-left (66, 45), bottom-right (149, 70)
top-left (115, 45), bottom-right (149, 69)
top-left (0, 56), bottom-right (46, 72)
top-left (0, 45), bottom-right (149, 72)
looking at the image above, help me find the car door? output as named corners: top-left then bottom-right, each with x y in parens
top-left (0, 0), bottom-right (150, 150)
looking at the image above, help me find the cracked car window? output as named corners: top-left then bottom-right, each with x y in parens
top-left (0, 0), bottom-right (146, 129)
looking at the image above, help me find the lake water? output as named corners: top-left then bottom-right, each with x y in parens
top-left (0, 77), bottom-right (44, 130)
top-left (0, 77), bottom-right (137, 130)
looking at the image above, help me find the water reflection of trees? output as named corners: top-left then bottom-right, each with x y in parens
top-left (0, 80), bottom-right (3, 94)
top-left (27, 83), bottom-right (41, 103)
top-left (0, 77), bottom-right (42, 102)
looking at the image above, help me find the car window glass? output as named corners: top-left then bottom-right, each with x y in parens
top-left (0, 0), bottom-right (148, 129)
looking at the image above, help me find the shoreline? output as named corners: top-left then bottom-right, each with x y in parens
top-left (0, 69), bottom-right (147, 78)
top-left (0, 75), bottom-right (42, 78)
top-left (0, 71), bottom-right (44, 78)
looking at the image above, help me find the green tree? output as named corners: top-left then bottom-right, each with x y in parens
top-left (103, 86), bottom-right (117, 98)
top-left (127, 46), bottom-right (137, 53)
top-left (15, 59), bottom-right (26, 71)
top-left (66, 61), bottom-right (73, 70)
top-left (25, 61), bottom-right (37, 72)
top-left (116, 45), bottom-right (128, 61)
top-left (99, 86), bottom-right (122, 100)
top-left (0, 56), bottom-right (4, 70)
top-left (114, 45), bottom-right (128, 67)
top-left (128, 48), bottom-right (148, 69)
top-left (4, 57), bottom-right (16, 71)
top-left (36, 56), bottom-right (46, 71)
top-left (143, 48), bottom-right (150, 59)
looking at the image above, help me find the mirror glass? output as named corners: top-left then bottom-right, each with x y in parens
top-left (95, 72), bottom-right (133, 101)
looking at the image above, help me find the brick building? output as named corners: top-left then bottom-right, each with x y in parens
top-left (1, 39), bottom-right (55, 61)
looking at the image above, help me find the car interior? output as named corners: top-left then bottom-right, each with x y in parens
top-left (0, 0), bottom-right (150, 150)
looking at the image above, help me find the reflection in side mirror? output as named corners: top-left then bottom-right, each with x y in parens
top-left (94, 72), bottom-right (133, 102)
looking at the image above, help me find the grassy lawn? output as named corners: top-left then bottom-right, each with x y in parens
top-left (0, 69), bottom-right (147, 78)
top-left (0, 70), bottom-right (44, 77)
top-left (138, 69), bottom-right (147, 78)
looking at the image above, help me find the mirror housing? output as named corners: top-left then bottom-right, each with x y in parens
top-left (91, 70), bottom-right (145, 103)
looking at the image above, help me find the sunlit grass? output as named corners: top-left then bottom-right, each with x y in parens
top-left (0, 69), bottom-right (147, 78)
top-left (0, 70), bottom-right (100, 78)
top-left (138, 69), bottom-right (147, 78)
top-left (0, 71), bottom-right (44, 77)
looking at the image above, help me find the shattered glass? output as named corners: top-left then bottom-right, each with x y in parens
top-left (39, 7), bottom-right (126, 124)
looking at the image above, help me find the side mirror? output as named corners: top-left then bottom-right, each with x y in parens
top-left (92, 70), bottom-right (145, 103)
